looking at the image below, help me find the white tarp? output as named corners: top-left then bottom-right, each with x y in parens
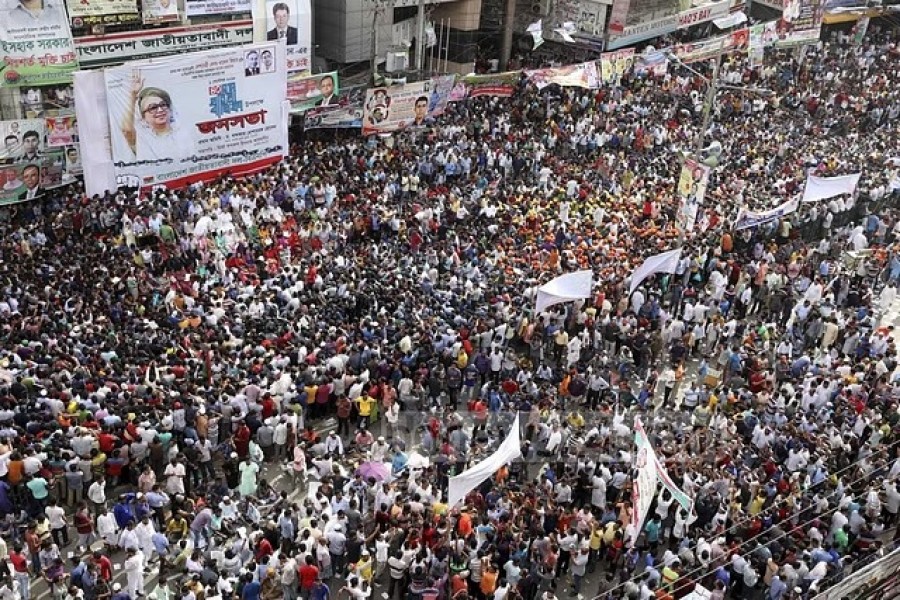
top-left (629, 249), bottom-right (681, 295)
top-left (534, 270), bottom-right (593, 313)
top-left (74, 70), bottom-right (118, 198)
top-left (448, 414), bottom-right (521, 507)
top-left (802, 172), bottom-right (862, 203)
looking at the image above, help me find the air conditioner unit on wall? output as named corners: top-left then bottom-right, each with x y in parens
top-left (531, 0), bottom-right (552, 17)
top-left (386, 51), bottom-right (409, 73)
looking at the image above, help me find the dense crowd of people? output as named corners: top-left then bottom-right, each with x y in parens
top-left (0, 22), bottom-right (899, 600)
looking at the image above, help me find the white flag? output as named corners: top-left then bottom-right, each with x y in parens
top-left (448, 414), bottom-right (522, 507)
top-left (629, 249), bottom-right (681, 295)
top-left (534, 270), bottom-right (593, 313)
top-left (801, 172), bottom-right (861, 203)
top-left (527, 19), bottom-right (544, 50)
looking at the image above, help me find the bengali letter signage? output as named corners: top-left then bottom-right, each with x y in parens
top-left (0, 118), bottom-right (66, 205)
top-left (253, 0), bottom-right (311, 73)
top-left (75, 21), bottom-right (254, 68)
top-left (66, 0), bottom-right (137, 18)
top-left (0, 0), bottom-right (78, 87)
top-left (104, 43), bottom-right (288, 188)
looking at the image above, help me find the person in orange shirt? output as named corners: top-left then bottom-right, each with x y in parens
top-left (457, 511), bottom-right (472, 537)
top-left (7, 452), bottom-right (24, 487)
top-left (480, 562), bottom-right (498, 598)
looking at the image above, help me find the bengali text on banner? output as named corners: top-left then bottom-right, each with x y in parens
top-left (102, 43), bottom-right (288, 188)
top-left (362, 77), bottom-right (453, 135)
top-left (0, 1), bottom-right (79, 87)
top-left (65, 0), bottom-right (138, 18)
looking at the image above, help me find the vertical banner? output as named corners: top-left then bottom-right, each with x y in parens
top-left (103, 43), bottom-right (288, 188)
top-left (775, 0), bottom-right (824, 47)
top-left (286, 71), bottom-right (340, 113)
top-left (253, 0), bottom-right (312, 73)
top-left (362, 78), bottom-right (452, 135)
top-left (45, 115), bottom-right (77, 147)
top-left (0, 1), bottom-right (78, 87)
top-left (632, 417), bottom-right (658, 547)
top-left (852, 15), bottom-right (869, 46)
top-left (73, 69), bottom-right (116, 196)
top-left (749, 22), bottom-right (778, 67)
top-left (677, 157), bottom-right (710, 233)
top-left (608, 0), bottom-right (631, 34)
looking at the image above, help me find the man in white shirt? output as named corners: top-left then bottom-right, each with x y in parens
top-left (88, 476), bottom-right (107, 519)
top-left (45, 498), bottom-right (68, 547)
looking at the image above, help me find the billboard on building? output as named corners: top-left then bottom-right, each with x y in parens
top-left (362, 78), bottom-right (453, 136)
top-left (100, 43), bottom-right (288, 189)
top-left (0, 0), bottom-right (78, 87)
top-left (253, 0), bottom-right (311, 73)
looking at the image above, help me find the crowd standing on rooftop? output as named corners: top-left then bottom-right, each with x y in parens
top-left (0, 22), bottom-right (899, 600)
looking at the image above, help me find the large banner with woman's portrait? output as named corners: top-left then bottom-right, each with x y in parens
top-left (101, 43), bottom-right (288, 189)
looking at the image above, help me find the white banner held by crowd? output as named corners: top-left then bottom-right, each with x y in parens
top-left (801, 172), bottom-right (861, 203)
top-left (629, 249), bottom-right (681, 295)
top-left (448, 414), bottom-right (521, 507)
top-left (534, 270), bottom-right (593, 313)
top-left (733, 198), bottom-right (799, 230)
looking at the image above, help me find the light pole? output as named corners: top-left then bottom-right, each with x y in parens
top-left (369, 0), bottom-right (392, 86)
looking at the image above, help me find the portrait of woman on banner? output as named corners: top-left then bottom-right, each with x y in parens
top-left (119, 71), bottom-right (196, 162)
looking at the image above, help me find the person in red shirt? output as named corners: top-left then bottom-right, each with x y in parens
top-left (298, 556), bottom-right (319, 594)
top-left (97, 429), bottom-right (117, 454)
top-left (92, 550), bottom-right (113, 581)
top-left (255, 535), bottom-right (274, 563)
top-left (9, 545), bottom-right (29, 593)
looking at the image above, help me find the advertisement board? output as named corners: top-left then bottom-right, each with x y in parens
top-left (186, 0), bottom-right (252, 17)
top-left (362, 78), bottom-right (452, 135)
top-left (286, 71), bottom-right (340, 113)
top-left (65, 0), bottom-right (137, 18)
top-left (304, 103), bottom-right (363, 130)
top-left (0, 1), bottom-right (78, 87)
top-left (253, 0), bottom-right (311, 73)
top-left (103, 43), bottom-right (288, 188)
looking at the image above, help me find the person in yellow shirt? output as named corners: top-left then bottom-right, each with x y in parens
top-left (355, 394), bottom-right (376, 429)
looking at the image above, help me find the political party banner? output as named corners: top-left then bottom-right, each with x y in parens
top-left (142, 0), bottom-right (180, 24)
top-left (0, 152), bottom-right (65, 205)
top-left (286, 71), bottom-right (340, 113)
top-left (429, 75), bottom-right (456, 118)
top-left (733, 198), bottom-right (799, 230)
top-left (71, 14), bottom-right (142, 29)
top-left (677, 157), bottom-right (710, 233)
top-left (671, 28), bottom-right (749, 64)
top-left (775, 0), bottom-right (824, 47)
top-left (461, 72), bottom-right (520, 99)
top-left (0, 119), bottom-right (45, 162)
top-left (632, 417), bottom-right (658, 547)
top-left (304, 103), bottom-right (362, 130)
top-left (599, 49), bottom-right (635, 84)
top-left (448, 82), bottom-right (468, 102)
top-left (253, 0), bottom-right (312, 73)
top-left (749, 21), bottom-right (778, 67)
top-left (362, 78), bottom-right (452, 135)
top-left (45, 115), bottom-right (77, 147)
top-left (633, 50), bottom-right (669, 77)
top-left (76, 21), bottom-right (254, 68)
top-left (66, 0), bottom-right (137, 18)
top-left (525, 61), bottom-right (600, 90)
top-left (63, 143), bottom-right (82, 176)
top-left (0, 1), bottom-right (78, 87)
top-left (187, 0), bottom-right (252, 17)
top-left (103, 43), bottom-right (288, 189)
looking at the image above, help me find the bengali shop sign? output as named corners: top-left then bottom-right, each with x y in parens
top-left (0, 1), bottom-right (78, 87)
top-left (186, 0), bottom-right (252, 17)
top-left (103, 43), bottom-right (288, 188)
top-left (75, 21), bottom-right (254, 68)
